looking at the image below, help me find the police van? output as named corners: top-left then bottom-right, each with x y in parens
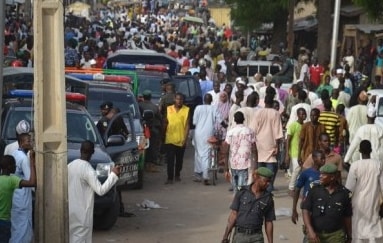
top-left (0, 95), bottom-right (138, 230)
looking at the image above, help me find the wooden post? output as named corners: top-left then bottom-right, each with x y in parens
top-left (33, 0), bottom-right (68, 242)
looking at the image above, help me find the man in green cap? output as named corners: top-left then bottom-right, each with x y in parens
top-left (302, 163), bottom-right (352, 243)
top-left (139, 90), bottom-right (163, 171)
top-left (221, 167), bottom-right (275, 243)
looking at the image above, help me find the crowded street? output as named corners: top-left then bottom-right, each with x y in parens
top-left (93, 145), bottom-right (303, 243)
top-left (2, 0), bottom-right (383, 242)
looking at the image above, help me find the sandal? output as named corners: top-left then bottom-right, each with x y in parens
top-left (204, 180), bottom-right (211, 186)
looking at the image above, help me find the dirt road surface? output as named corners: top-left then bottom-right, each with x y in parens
top-left (93, 146), bottom-right (303, 243)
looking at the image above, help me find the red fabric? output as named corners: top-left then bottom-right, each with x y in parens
top-left (224, 28), bottom-right (232, 39)
top-left (144, 124), bottom-right (151, 138)
top-left (167, 51), bottom-right (178, 59)
top-left (95, 56), bottom-right (106, 69)
top-left (182, 59), bottom-right (190, 67)
top-left (309, 65), bottom-right (324, 86)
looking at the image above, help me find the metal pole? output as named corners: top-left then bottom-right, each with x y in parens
top-left (0, 1), bottom-right (5, 130)
top-left (330, 0), bottom-right (341, 70)
top-left (287, 0), bottom-right (295, 57)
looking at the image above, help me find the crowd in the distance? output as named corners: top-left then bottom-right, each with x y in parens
top-left (3, 1), bottom-right (383, 242)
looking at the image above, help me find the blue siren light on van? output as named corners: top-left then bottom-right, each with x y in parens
top-left (7, 89), bottom-right (86, 103)
top-left (111, 62), bottom-right (168, 72)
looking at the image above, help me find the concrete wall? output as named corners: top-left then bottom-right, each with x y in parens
top-left (209, 7), bottom-right (230, 27)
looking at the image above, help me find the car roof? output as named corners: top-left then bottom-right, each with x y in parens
top-left (3, 67), bottom-right (87, 82)
top-left (106, 50), bottom-right (179, 76)
top-left (85, 81), bottom-right (134, 93)
top-left (3, 99), bottom-right (87, 112)
top-left (135, 70), bottom-right (170, 77)
top-left (3, 67), bottom-right (34, 75)
top-left (367, 89), bottom-right (383, 97)
top-left (237, 60), bottom-right (273, 66)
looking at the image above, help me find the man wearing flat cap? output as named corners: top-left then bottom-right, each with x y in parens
top-left (302, 163), bottom-right (352, 243)
top-left (221, 167), bottom-right (275, 243)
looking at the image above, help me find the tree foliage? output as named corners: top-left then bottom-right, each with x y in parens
top-left (352, 0), bottom-right (383, 20)
top-left (224, 0), bottom-right (289, 32)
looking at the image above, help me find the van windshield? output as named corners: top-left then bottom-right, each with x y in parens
top-left (5, 110), bottom-right (100, 144)
top-left (87, 88), bottom-right (140, 120)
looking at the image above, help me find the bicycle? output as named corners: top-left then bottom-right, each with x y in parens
top-left (207, 136), bottom-right (220, 185)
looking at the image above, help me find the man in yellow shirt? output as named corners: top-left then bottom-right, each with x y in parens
top-left (164, 93), bottom-right (190, 184)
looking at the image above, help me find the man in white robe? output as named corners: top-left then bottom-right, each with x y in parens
top-left (344, 103), bottom-right (383, 164)
top-left (4, 120), bottom-right (31, 156)
top-left (192, 94), bottom-right (222, 184)
top-left (345, 140), bottom-right (383, 243)
top-left (10, 133), bottom-right (34, 243)
top-left (286, 89), bottom-right (311, 129)
top-left (237, 91), bottom-right (260, 128)
top-left (68, 141), bottom-right (121, 243)
top-left (346, 92), bottom-right (368, 143)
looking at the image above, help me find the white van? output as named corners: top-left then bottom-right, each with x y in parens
top-left (367, 89), bottom-right (383, 127)
top-left (236, 60), bottom-right (280, 80)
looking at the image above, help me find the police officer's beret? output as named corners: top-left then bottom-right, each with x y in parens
top-left (319, 163), bottom-right (338, 174)
top-left (100, 101), bottom-right (113, 109)
top-left (142, 90), bottom-right (152, 97)
top-left (256, 167), bottom-right (274, 178)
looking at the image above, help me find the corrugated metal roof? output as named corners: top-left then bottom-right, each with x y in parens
top-left (340, 5), bottom-right (364, 17)
top-left (346, 24), bottom-right (383, 34)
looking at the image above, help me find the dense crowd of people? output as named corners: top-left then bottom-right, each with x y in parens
top-left (2, 1), bottom-right (383, 243)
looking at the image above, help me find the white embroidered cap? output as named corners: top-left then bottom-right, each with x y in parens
top-left (16, 120), bottom-right (31, 135)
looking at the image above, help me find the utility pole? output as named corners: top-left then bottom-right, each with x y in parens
top-left (33, 0), bottom-right (68, 242)
top-left (0, 0), bottom-right (5, 129)
top-left (287, 0), bottom-right (295, 57)
top-left (331, 0), bottom-right (341, 69)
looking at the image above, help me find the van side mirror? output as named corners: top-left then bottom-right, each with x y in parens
top-left (106, 135), bottom-right (125, 146)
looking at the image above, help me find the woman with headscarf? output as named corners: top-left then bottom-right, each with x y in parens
top-left (214, 91), bottom-right (231, 166)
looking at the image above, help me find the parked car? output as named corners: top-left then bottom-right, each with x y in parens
top-left (65, 79), bottom-right (146, 189)
top-left (3, 67), bottom-right (146, 188)
top-left (135, 69), bottom-right (171, 105)
top-left (0, 99), bottom-right (139, 230)
top-left (105, 49), bottom-right (180, 76)
top-left (3, 67), bottom-right (83, 92)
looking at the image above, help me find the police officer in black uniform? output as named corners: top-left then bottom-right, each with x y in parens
top-left (222, 167), bottom-right (276, 243)
top-left (97, 102), bottom-right (129, 139)
top-left (106, 107), bottom-right (129, 139)
top-left (302, 163), bottom-right (352, 243)
top-left (96, 101), bottom-right (113, 136)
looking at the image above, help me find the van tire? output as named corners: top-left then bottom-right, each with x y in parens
top-left (93, 192), bottom-right (120, 230)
